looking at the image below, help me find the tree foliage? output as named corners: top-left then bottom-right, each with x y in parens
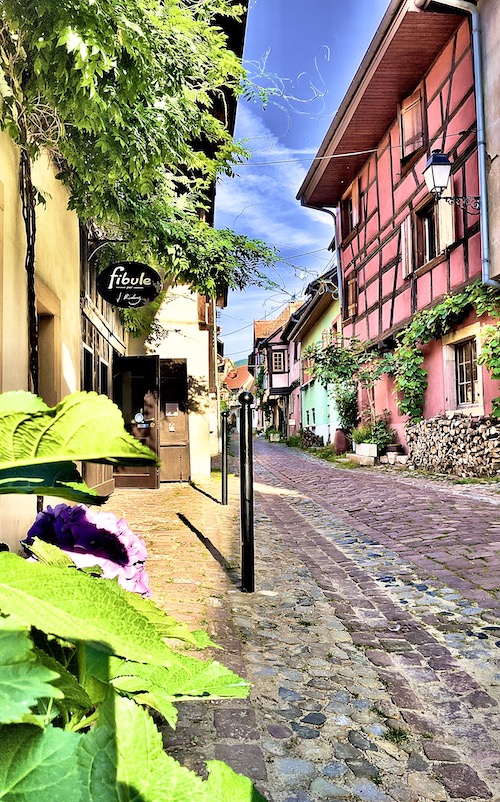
top-left (0, 0), bottom-right (277, 294)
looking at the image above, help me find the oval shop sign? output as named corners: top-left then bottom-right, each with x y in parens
top-left (97, 262), bottom-right (163, 308)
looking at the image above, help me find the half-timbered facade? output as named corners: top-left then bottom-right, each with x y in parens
top-left (299, 0), bottom-right (500, 450)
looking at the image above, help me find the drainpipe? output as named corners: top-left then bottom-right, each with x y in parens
top-left (415, 0), bottom-right (499, 287)
top-left (299, 202), bottom-right (343, 307)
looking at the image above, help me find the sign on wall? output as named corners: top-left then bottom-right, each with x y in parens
top-left (97, 262), bottom-right (162, 308)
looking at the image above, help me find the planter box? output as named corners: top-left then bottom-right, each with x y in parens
top-left (269, 433), bottom-right (281, 442)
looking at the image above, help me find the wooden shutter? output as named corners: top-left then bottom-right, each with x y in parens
top-left (401, 215), bottom-right (414, 278)
top-left (400, 88), bottom-right (424, 158)
top-left (437, 178), bottom-right (456, 252)
top-left (346, 275), bottom-right (358, 318)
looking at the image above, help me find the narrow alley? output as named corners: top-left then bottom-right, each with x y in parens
top-left (105, 439), bottom-right (500, 802)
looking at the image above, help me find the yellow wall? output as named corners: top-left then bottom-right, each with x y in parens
top-left (0, 132), bottom-right (81, 549)
top-left (146, 286), bottom-right (213, 478)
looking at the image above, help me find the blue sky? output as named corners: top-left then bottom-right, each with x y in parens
top-left (214, 0), bottom-right (389, 362)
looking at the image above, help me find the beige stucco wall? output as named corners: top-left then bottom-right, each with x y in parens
top-left (146, 286), bottom-right (213, 478)
top-left (481, 0), bottom-right (500, 278)
top-left (0, 132), bottom-right (81, 549)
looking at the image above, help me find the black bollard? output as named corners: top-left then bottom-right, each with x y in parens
top-left (239, 391), bottom-right (254, 592)
top-left (221, 409), bottom-right (229, 506)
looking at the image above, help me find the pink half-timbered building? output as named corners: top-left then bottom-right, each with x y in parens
top-left (299, 0), bottom-right (500, 451)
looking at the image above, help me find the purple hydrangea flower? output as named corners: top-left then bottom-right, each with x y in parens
top-left (24, 503), bottom-right (151, 597)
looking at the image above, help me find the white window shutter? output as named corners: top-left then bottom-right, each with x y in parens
top-left (351, 179), bottom-right (359, 228)
top-left (401, 215), bottom-right (413, 278)
top-left (438, 178), bottom-right (456, 252)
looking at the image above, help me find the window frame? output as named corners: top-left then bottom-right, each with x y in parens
top-left (455, 338), bottom-right (478, 407)
top-left (82, 344), bottom-right (94, 392)
top-left (442, 325), bottom-right (484, 415)
top-left (271, 349), bottom-right (286, 373)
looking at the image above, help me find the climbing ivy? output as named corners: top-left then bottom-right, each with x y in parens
top-left (392, 282), bottom-right (500, 421)
top-left (305, 283), bottom-right (500, 426)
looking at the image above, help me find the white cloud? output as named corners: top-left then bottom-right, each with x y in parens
top-left (214, 105), bottom-right (336, 360)
top-left (215, 105), bottom-right (332, 252)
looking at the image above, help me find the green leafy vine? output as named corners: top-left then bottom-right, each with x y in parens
top-left (392, 282), bottom-right (500, 421)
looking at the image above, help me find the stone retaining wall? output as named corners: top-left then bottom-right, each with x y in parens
top-left (406, 413), bottom-right (500, 477)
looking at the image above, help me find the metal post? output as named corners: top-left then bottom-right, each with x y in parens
top-left (239, 391), bottom-right (254, 592)
top-left (221, 410), bottom-right (229, 506)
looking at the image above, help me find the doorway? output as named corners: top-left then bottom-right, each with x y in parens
top-left (113, 355), bottom-right (160, 489)
top-left (113, 356), bottom-right (191, 487)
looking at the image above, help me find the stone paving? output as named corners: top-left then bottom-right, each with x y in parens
top-left (103, 438), bottom-right (500, 802)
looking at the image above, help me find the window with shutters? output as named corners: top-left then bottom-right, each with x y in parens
top-left (340, 180), bottom-right (359, 241)
top-left (400, 88), bottom-right (424, 161)
top-left (345, 275), bottom-right (358, 319)
top-left (415, 199), bottom-right (437, 268)
top-left (403, 185), bottom-right (455, 275)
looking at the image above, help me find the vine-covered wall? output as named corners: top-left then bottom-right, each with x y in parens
top-left (406, 414), bottom-right (500, 477)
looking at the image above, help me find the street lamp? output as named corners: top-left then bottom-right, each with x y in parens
top-left (422, 149), bottom-right (480, 212)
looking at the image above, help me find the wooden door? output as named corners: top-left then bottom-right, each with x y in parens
top-left (159, 359), bottom-right (191, 482)
top-left (112, 355), bottom-right (160, 489)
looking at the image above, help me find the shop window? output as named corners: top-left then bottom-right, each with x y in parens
top-left (400, 87), bottom-right (424, 161)
top-left (455, 339), bottom-right (478, 406)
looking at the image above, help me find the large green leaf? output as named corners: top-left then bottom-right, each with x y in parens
top-left (0, 618), bottom-right (62, 725)
top-left (86, 651), bottom-right (248, 727)
top-left (0, 462), bottom-right (109, 505)
top-left (78, 695), bottom-right (208, 802)
top-left (205, 761), bottom-right (268, 802)
top-left (124, 593), bottom-right (217, 649)
top-left (0, 724), bottom-right (81, 801)
top-left (0, 554), bottom-right (184, 669)
top-left (32, 647), bottom-right (92, 715)
top-left (0, 391), bottom-right (158, 469)
top-left (106, 653), bottom-right (249, 702)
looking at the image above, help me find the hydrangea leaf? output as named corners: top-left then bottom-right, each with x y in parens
top-left (0, 619), bottom-right (63, 725)
top-left (23, 538), bottom-right (75, 567)
top-left (100, 653), bottom-right (249, 703)
top-left (24, 537), bottom-right (103, 577)
top-left (0, 462), bottom-right (109, 505)
top-left (205, 761), bottom-right (268, 802)
top-left (32, 647), bottom-right (92, 714)
top-left (78, 694), bottom-right (208, 802)
top-left (0, 391), bottom-right (158, 469)
top-left (129, 690), bottom-right (178, 729)
top-left (0, 553), bottom-right (185, 669)
top-left (0, 724), bottom-right (81, 801)
top-left (124, 593), bottom-right (217, 648)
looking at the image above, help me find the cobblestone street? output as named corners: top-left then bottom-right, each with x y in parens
top-left (104, 438), bottom-right (500, 802)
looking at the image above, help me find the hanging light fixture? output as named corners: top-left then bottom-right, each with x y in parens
top-left (422, 149), bottom-right (480, 212)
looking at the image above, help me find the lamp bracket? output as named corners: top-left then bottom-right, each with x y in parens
top-left (441, 196), bottom-right (480, 214)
